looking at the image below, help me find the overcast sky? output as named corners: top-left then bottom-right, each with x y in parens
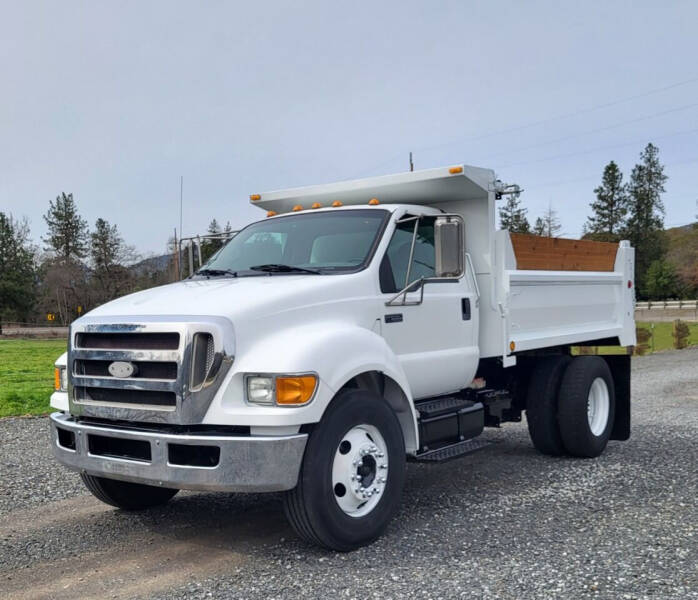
top-left (2, 1), bottom-right (697, 256)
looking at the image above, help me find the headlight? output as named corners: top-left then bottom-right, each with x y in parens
top-left (54, 367), bottom-right (68, 392)
top-left (246, 374), bottom-right (317, 406)
top-left (247, 376), bottom-right (275, 405)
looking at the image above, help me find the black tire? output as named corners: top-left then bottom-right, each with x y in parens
top-left (80, 473), bottom-right (178, 510)
top-left (526, 355), bottom-right (572, 456)
top-left (283, 389), bottom-right (406, 551)
top-left (558, 356), bottom-right (615, 458)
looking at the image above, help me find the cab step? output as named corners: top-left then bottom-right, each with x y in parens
top-left (413, 438), bottom-right (492, 463)
top-left (415, 395), bottom-right (484, 452)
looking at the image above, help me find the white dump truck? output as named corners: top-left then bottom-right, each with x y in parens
top-left (50, 164), bottom-right (635, 550)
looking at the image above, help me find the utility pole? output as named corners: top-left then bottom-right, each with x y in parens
top-left (179, 176), bottom-right (183, 243)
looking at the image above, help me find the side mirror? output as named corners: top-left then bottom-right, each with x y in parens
top-left (434, 215), bottom-right (464, 278)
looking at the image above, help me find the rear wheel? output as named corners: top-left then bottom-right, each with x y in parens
top-left (526, 355), bottom-right (572, 456)
top-left (558, 356), bottom-right (615, 458)
top-left (283, 389), bottom-right (406, 551)
top-left (80, 473), bottom-right (178, 510)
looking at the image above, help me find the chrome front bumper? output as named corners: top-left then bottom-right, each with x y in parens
top-left (50, 412), bottom-right (307, 493)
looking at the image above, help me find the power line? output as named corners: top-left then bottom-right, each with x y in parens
top-left (484, 102), bottom-right (698, 163)
top-left (495, 126), bottom-right (698, 170)
top-left (346, 74), bottom-right (698, 180)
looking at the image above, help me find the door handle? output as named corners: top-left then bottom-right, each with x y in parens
top-left (461, 298), bottom-right (471, 320)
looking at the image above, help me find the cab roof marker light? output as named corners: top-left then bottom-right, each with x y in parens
top-left (250, 194), bottom-right (261, 201)
top-left (449, 166), bottom-right (463, 174)
top-left (368, 198), bottom-right (380, 205)
top-left (266, 210), bottom-right (277, 217)
top-left (311, 202), bottom-right (322, 209)
top-left (292, 204), bottom-right (303, 212)
top-left (332, 201), bottom-right (343, 207)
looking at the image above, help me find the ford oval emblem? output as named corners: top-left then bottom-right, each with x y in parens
top-left (108, 361), bottom-right (136, 378)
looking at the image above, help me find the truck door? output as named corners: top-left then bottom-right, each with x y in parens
top-left (378, 214), bottom-right (479, 399)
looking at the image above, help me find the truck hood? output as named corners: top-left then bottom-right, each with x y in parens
top-left (82, 275), bottom-right (360, 324)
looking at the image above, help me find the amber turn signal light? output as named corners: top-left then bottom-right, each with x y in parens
top-left (275, 375), bottom-right (317, 405)
top-left (54, 367), bottom-right (61, 391)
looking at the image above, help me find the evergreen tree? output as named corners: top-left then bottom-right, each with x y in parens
top-left (499, 195), bottom-right (530, 233)
top-left (644, 259), bottom-right (679, 300)
top-left (625, 143), bottom-right (668, 293)
top-left (532, 217), bottom-right (546, 236)
top-left (43, 192), bottom-right (89, 261)
top-left (0, 213), bottom-right (36, 330)
top-left (585, 161), bottom-right (628, 241)
top-left (201, 218), bottom-right (224, 263)
top-left (89, 218), bottom-right (136, 303)
top-left (91, 218), bottom-right (124, 271)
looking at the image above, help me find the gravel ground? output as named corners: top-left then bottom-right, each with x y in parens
top-left (1, 349), bottom-right (696, 599)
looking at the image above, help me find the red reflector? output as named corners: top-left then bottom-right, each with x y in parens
top-left (628, 280), bottom-right (632, 288)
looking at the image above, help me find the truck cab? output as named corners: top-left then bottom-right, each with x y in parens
top-left (50, 164), bottom-right (635, 550)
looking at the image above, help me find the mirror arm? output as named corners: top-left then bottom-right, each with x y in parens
top-left (385, 277), bottom-right (425, 307)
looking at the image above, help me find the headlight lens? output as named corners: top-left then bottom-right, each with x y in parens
top-left (246, 374), bottom-right (317, 406)
top-left (247, 376), bottom-right (275, 405)
top-left (54, 367), bottom-right (68, 392)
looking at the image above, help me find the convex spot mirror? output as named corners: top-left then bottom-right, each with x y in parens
top-left (434, 215), bottom-right (464, 278)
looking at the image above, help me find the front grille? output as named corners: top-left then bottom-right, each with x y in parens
top-left (69, 318), bottom-right (233, 424)
top-left (75, 386), bottom-right (177, 407)
top-left (74, 359), bottom-right (177, 380)
top-left (76, 332), bottom-right (180, 350)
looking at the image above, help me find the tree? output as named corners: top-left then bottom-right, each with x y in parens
top-left (0, 213), bottom-right (36, 331)
top-left (201, 218), bottom-right (223, 263)
top-left (43, 192), bottom-right (89, 261)
top-left (584, 161), bottom-right (628, 241)
top-left (624, 143), bottom-right (668, 294)
top-left (499, 195), bottom-right (530, 233)
top-left (533, 205), bottom-right (562, 237)
top-left (90, 218), bottom-right (136, 303)
top-left (643, 259), bottom-right (679, 300)
top-left (532, 217), bottom-right (546, 236)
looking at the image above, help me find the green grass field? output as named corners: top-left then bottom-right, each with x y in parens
top-left (0, 339), bottom-right (67, 418)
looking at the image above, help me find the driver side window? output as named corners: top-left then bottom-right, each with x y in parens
top-left (380, 216), bottom-right (435, 293)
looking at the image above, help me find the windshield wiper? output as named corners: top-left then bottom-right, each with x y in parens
top-left (196, 268), bottom-right (239, 278)
top-left (249, 264), bottom-right (321, 274)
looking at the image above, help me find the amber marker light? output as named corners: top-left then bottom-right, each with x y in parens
top-left (368, 198), bottom-right (380, 205)
top-left (332, 201), bottom-right (343, 207)
top-left (449, 166), bottom-right (463, 174)
top-left (292, 204), bottom-right (303, 212)
top-left (250, 194), bottom-right (261, 201)
top-left (509, 341), bottom-right (516, 352)
top-left (311, 202), bottom-right (322, 209)
top-left (54, 367), bottom-right (61, 391)
top-left (266, 210), bottom-right (277, 217)
top-left (276, 375), bottom-right (317, 405)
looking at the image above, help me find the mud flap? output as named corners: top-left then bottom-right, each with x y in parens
top-left (604, 355), bottom-right (631, 441)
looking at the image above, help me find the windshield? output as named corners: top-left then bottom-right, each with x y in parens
top-left (201, 209), bottom-right (389, 275)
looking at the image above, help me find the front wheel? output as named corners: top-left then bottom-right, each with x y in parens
top-left (283, 389), bottom-right (406, 551)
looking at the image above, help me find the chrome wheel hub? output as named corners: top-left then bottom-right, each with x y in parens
top-left (332, 424), bottom-right (388, 517)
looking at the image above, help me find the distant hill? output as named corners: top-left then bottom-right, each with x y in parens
top-left (129, 253), bottom-right (172, 276)
top-left (666, 222), bottom-right (698, 295)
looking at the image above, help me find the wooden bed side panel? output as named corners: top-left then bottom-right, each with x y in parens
top-left (509, 234), bottom-right (618, 271)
